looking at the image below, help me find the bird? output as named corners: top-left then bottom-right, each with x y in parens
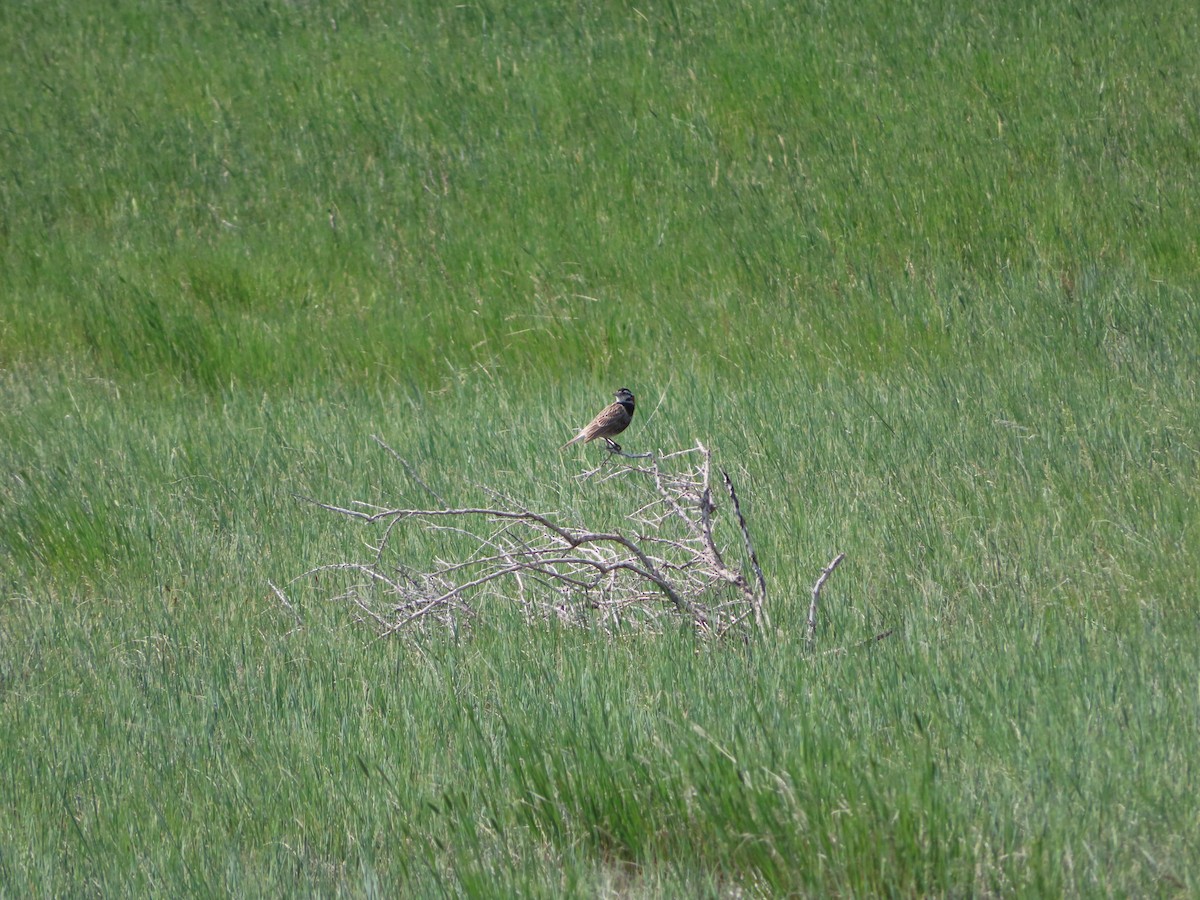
top-left (562, 387), bottom-right (636, 452)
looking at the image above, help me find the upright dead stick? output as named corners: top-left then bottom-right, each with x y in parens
top-left (720, 467), bottom-right (769, 631)
top-left (807, 552), bottom-right (845, 648)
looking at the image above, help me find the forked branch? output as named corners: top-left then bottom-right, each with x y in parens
top-left (807, 552), bottom-right (846, 648)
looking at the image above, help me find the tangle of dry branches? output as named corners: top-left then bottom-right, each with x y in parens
top-left (290, 441), bottom-right (772, 638)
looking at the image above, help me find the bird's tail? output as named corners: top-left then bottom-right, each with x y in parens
top-left (561, 432), bottom-right (584, 450)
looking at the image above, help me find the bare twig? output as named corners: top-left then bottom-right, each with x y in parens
top-left (267, 580), bottom-right (302, 632)
top-left (807, 552), bottom-right (846, 648)
top-left (720, 467), bottom-right (769, 632)
top-left (574, 445), bottom-right (653, 479)
top-left (819, 628), bottom-right (895, 657)
top-left (605, 443), bottom-right (653, 459)
top-left (371, 434), bottom-right (447, 505)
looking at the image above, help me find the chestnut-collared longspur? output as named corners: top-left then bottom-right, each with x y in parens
top-left (562, 387), bottom-right (636, 452)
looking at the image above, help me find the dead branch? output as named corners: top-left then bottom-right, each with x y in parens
top-left (290, 442), bottom-right (773, 638)
top-left (371, 434), bottom-right (446, 504)
top-left (819, 628), bottom-right (895, 657)
top-left (807, 552), bottom-right (846, 648)
top-left (720, 466), bottom-right (769, 632)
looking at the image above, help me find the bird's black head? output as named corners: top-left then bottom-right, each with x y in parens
top-left (614, 387), bottom-right (634, 410)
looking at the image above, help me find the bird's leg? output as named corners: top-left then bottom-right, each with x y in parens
top-left (603, 438), bottom-right (623, 453)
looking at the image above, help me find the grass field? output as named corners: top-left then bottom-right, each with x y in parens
top-left (3, 0), bottom-right (1199, 895)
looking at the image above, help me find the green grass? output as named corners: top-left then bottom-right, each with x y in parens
top-left (3, 0), bottom-right (1200, 895)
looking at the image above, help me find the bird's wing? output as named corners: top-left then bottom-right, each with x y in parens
top-left (581, 402), bottom-right (626, 439)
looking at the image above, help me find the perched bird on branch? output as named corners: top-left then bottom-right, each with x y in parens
top-left (562, 387), bottom-right (636, 452)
